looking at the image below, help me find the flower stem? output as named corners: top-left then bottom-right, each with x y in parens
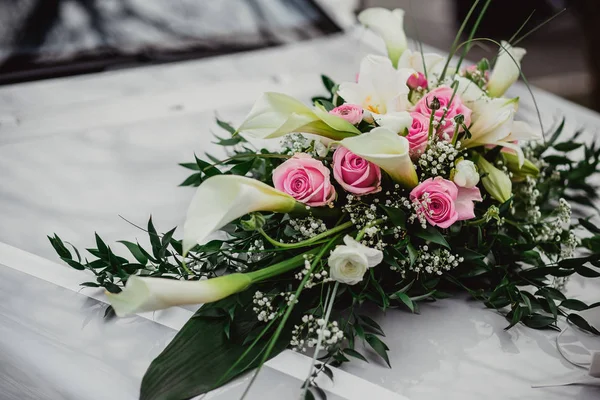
top-left (246, 249), bottom-right (319, 283)
top-left (240, 235), bottom-right (341, 400)
top-left (355, 218), bottom-right (385, 241)
top-left (258, 221), bottom-right (354, 249)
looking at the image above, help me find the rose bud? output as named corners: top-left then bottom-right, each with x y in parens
top-left (406, 72), bottom-right (428, 91)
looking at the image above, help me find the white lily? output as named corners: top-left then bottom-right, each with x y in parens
top-left (338, 127), bottom-right (418, 188)
top-left (460, 95), bottom-right (541, 167)
top-left (106, 274), bottom-right (252, 317)
top-left (397, 49), bottom-right (446, 86)
top-left (183, 175), bottom-right (301, 254)
top-left (358, 8), bottom-right (408, 67)
top-left (487, 41), bottom-right (527, 98)
top-left (338, 55), bottom-right (414, 125)
top-left (237, 92), bottom-right (360, 140)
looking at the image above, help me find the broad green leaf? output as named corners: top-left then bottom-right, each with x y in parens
top-left (343, 348), bottom-right (369, 363)
top-left (140, 296), bottom-right (290, 400)
top-left (396, 292), bottom-right (415, 312)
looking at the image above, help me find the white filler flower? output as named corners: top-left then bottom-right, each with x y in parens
top-left (328, 236), bottom-right (383, 285)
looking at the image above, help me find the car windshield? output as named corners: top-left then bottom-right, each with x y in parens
top-left (0, 0), bottom-right (339, 84)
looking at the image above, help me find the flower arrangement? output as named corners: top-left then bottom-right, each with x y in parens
top-left (49, 5), bottom-right (600, 400)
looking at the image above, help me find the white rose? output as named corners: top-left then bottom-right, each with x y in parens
top-left (453, 159), bottom-right (480, 189)
top-left (328, 236), bottom-right (383, 285)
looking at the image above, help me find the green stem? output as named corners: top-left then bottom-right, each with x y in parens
top-left (258, 221), bottom-right (353, 249)
top-left (246, 249), bottom-right (319, 283)
top-left (355, 218), bottom-right (385, 241)
top-left (438, 0), bottom-right (481, 84)
top-left (455, 0), bottom-right (492, 73)
top-left (240, 235), bottom-right (341, 400)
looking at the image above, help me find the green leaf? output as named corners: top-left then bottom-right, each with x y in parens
top-left (396, 292), bottom-right (415, 312)
top-left (216, 118), bottom-right (236, 135)
top-left (147, 217), bottom-right (162, 259)
top-left (407, 243), bottom-right (418, 267)
top-left (575, 264), bottom-right (600, 278)
top-left (95, 233), bottom-right (108, 255)
top-left (140, 298), bottom-right (290, 400)
top-left (365, 334), bottom-right (391, 367)
top-left (48, 235), bottom-right (72, 259)
top-left (560, 299), bottom-right (589, 311)
top-left (61, 257), bottom-right (85, 270)
top-left (522, 314), bottom-right (557, 330)
top-left (118, 241), bottom-right (149, 265)
top-left (567, 313), bottom-right (600, 335)
top-left (321, 75), bottom-right (336, 93)
top-left (543, 155), bottom-right (571, 165)
top-left (380, 206), bottom-right (406, 229)
top-left (553, 142), bottom-right (583, 152)
top-left (579, 218), bottom-right (600, 234)
top-left (343, 348), bottom-right (369, 363)
top-left (357, 315), bottom-right (385, 336)
top-left (179, 162), bottom-right (201, 171)
top-left (229, 159), bottom-right (255, 176)
top-left (414, 226), bottom-right (450, 248)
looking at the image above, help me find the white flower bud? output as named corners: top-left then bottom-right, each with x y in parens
top-left (453, 159), bottom-right (480, 188)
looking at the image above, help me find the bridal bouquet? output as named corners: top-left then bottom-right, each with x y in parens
top-left (49, 5), bottom-right (600, 400)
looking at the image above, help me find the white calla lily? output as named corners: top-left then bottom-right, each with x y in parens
top-left (237, 92), bottom-right (360, 140)
top-left (183, 175), bottom-right (301, 254)
top-left (358, 8), bottom-right (408, 67)
top-left (487, 41), bottom-right (527, 98)
top-left (338, 127), bottom-right (418, 188)
top-left (338, 55), bottom-right (414, 122)
top-left (106, 274), bottom-right (252, 317)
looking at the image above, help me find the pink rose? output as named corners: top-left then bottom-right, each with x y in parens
top-left (332, 147), bottom-right (381, 195)
top-left (413, 86), bottom-right (472, 140)
top-left (329, 104), bottom-right (363, 125)
top-left (407, 72), bottom-right (428, 91)
top-left (407, 112), bottom-right (430, 159)
top-left (410, 177), bottom-right (482, 228)
top-left (273, 153), bottom-right (336, 207)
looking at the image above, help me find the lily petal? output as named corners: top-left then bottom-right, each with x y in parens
top-left (106, 274), bottom-right (252, 317)
top-left (358, 8), bottom-right (408, 67)
top-left (183, 175), bottom-right (298, 254)
top-left (238, 92), bottom-right (359, 140)
top-left (488, 41), bottom-right (527, 98)
top-left (338, 127), bottom-right (418, 188)
top-left (374, 111), bottom-right (412, 133)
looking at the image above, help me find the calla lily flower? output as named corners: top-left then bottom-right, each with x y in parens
top-left (338, 55), bottom-right (414, 124)
top-left (237, 92), bottom-right (360, 140)
top-left (475, 154), bottom-right (512, 203)
top-left (338, 127), bottom-right (418, 188)
top-left (358, 8), bottom-right (408, 68)
top-left (183, 175), bottom-right (302, 254)
top-left (106, 274), bottom-right (252, 317)
top-left (487, 41), bottom-right (527, 98)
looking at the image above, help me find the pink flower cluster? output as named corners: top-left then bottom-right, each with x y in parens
top-left (273, 148), bottom-right (381, 207)
top-left (405, 86), bottom-right (472, 159)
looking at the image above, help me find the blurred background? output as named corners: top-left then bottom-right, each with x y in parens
top-left (1, 0), bottom-right (599, 110)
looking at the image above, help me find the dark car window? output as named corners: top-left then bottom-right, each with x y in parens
top-left (0, 0), bottom-right (339, 84)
